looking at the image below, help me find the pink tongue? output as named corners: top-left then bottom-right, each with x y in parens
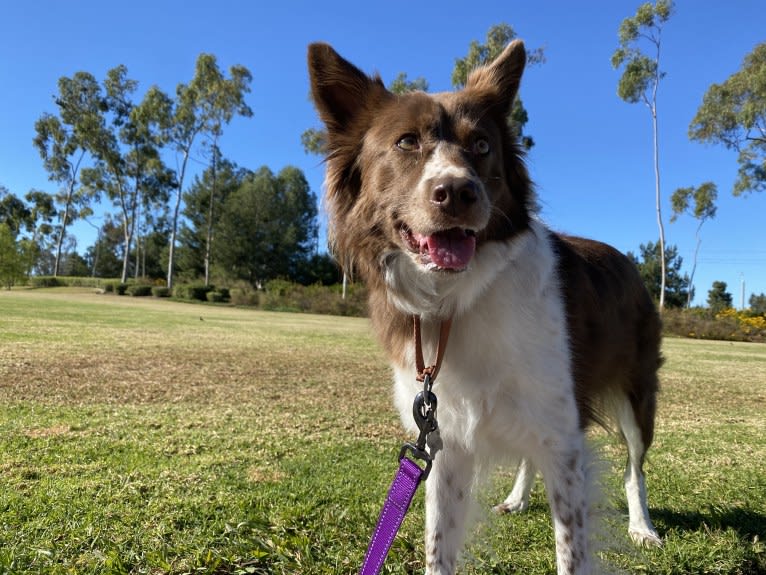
top-left (416, 229), bottom-right (476, 270)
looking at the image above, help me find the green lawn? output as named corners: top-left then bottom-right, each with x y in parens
top-left (1, 288), bottom-right (764, 574)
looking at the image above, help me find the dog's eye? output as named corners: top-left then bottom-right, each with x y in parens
top-left (396, 135), bottom-right (420, 152)
top-left (474, 138), bottom-right (490, 156)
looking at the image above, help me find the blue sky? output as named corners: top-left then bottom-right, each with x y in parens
top-left (1, 1), bottom-right (764, 306)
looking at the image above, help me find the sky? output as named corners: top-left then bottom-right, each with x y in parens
top-left (1, 0), bottom-right (764, 306)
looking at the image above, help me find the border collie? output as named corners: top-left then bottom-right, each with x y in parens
top-left (308, 39), bottom-right (662, 575)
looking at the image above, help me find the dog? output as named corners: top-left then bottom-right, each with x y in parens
top-left (308, 39), bottom-right (662, 575)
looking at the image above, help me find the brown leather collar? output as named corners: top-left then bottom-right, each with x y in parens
top-left (413, 316), bottom-right (453, 383)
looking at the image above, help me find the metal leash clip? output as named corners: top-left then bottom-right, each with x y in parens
top-left (399, 374), bottom-right (438, 479)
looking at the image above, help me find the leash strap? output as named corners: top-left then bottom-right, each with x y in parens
top-left (413, 316), bottom-right (452, 382)
top-left (358, 316), bottom-right (453, 575)
top-left (358, 457), bottom-right (425, 575)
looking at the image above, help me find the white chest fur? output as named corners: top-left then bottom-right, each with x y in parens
top-left (389, 220), bottom-right (579, 461)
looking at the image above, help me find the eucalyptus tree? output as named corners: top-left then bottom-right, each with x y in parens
top-left (0, 188), bottom-right (57, 276)
top-left (612, 0), bottom-right (674, 310)
top-left (0, 187), bottom-right (30, 237)
top-left (23, 190), bottom-right (56, 275)
top-left (33, 72), bottom-right (103, 276)
top-left (0, 223), bottom-right (24, 289)
top-left (78, 65), bottom-right (172, 283)
top-left (689, 42), bottom-right (766, 196)
top-left (670, 182), bottom-right (717, 307)
top-left (159, 53), bottom-right (253, 290)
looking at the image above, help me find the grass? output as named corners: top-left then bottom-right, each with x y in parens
top-left (0, 288), bottom-right (764, 574)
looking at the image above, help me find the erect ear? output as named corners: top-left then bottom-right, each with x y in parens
top-left (464, 39), bottom-right (526, 114)
top-left (307, 42), bottom-right (388, 133)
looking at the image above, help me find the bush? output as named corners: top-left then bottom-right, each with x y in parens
top-left (175, 283), bottom-right (215, 301)
top-left (230, 283), bottom-right (260, 306)
top-left (260, 279), bottom-right (367, 316)
top-left (206, 291), bottom-right (227, 303)
top-left (115, 283), bottom-right (129, 296)
top-left (152, 286), bottom-right (170, 298)
top-left (30, 276), bottom-right (62, 288)
top-left (127, 284), bottom-right (152, 297)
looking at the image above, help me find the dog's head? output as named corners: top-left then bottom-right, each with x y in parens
top-left (308, 41), bottom-right (534, 316)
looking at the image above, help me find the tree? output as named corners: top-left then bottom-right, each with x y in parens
top-left (34, 72), bottom-right (106, 276)
top-left (670, 181), bottom-right (717, 307)
top-left (0, 223), bottom-right (26, 289)
top-left (84, 217), bottom-right (124, 278)
top-left (749, 293), bottom-right (766, 315)
top-left (612, 0), bottom-right (674, 310)
top-left (24, 189), bottom-right (56, 244)
top-left (177, 158), bottom-right (247, 279)
top-left (451, 23), bottom-right (545, 149)
top-left (21, 190), bottom-right (56, 276)
top-left (80, 65), bottom-right (172, 283)
top-left (689, 42), bottom-right (766, 196)
top-left (214, 166), bottom-right (317, 285)
top-left (388, 72), bottom-right (429, 95)
top-left (0, 187), bottom-right (57, 275)
top-left (0, 186), bottom-right (31, 237)
top-left (707, 280), bottom-right (733, 313)
top-left (159, 53), bottom-right (253, 290)
top-left (628, 241), bottom-right (691, 308)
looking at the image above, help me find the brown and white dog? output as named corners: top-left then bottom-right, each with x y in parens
top-left (308, 40), bottom-right (662, 575)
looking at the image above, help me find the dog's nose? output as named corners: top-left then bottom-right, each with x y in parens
top-left (430, 177), bottom-right (479, 214)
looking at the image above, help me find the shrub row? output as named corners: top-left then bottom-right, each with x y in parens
top-left (30, 276), bottom-right (118, 289)
top-left (662, 307), bottom-right (766, 343)
top-left (171, 283), bottom-right (230, 303)
top-left (24, 276), bottom-right (766, 330)
top-left (257, 279), bottom-right (368, 317)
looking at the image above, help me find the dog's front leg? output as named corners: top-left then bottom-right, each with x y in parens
top-left (541, 442), bottom-right (593, 575)
top-left (424, 444), bottom-right (474, 575)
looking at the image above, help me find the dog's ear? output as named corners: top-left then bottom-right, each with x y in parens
top-left (308, 43), bottom-right (388, 134)
top-left (464, 39), bottom-right (526, 114)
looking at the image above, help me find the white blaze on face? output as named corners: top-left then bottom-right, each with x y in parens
top-left (408, 143), bottom-right (485, 271)
top-left (421, 143), bottom-right (474, 183)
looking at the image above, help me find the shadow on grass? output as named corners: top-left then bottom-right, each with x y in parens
top-left (653, 505), bottom-right (766, 539)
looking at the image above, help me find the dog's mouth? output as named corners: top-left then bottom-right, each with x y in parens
top-left (399, 225), bottom-right (477, 272)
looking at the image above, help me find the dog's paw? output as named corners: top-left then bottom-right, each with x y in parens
top-left (629, 528), bottom-right (663, 547)
top-left (492, 499), bottom-right (529, 514)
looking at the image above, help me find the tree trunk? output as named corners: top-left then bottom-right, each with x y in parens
top-left (203, 146), bottom-right (218, 286)
top-left (134, 199), bottom-right (141, 280)
top-left (166, 150), bottom-right (190, 290)
top-left (686, 219), bottom-right (705, 308)
top-left (53, 182), bottom-right (75, 277)
top-left (651, 104), bottom-right (666, 311)
top-left (118, 175), bottom-right (137, 285)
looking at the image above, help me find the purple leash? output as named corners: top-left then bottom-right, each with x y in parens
top-left (358, 317), bottom-right (451, 574)
top-left (358, 375), bottom-right (439, 575)
top-left (358, 456), bottom-right (426, 575)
